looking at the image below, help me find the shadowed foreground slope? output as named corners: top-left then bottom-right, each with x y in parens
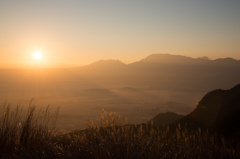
top-left (1, 84), bottom-right (240, 158)
top-left (177, 83), bottom-right (240, 136)
top-left (149, 112), bottom-right (184, 126)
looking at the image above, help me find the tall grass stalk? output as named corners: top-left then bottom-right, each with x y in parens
top-left (56, 109), bottom-right (240, 159)
top-left (0, 101), bottom-right (59, 158)
top-left (0, 104), bottom-right (239, 159)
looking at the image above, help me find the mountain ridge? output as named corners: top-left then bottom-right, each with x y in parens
top-left (84, 54), bottom-right (240, 66)
top-left (181, 83), bottom-right (240, 136)
top-left (148, 83), bottom-right (240, 137)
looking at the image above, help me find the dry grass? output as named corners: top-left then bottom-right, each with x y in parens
top-left (0, 100), bottom-right (60, 158)
top-left (57, 109), bottom-right (239, 159)
top-left (0, 104), bottom-right (239, 159)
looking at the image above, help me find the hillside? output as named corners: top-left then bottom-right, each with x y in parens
top-left (149, 112), bottom-right (184, 126)
top-left (178, 83), bottom-right (240, 136)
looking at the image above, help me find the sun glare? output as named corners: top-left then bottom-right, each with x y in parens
top-left (33, 51), bottom-right (42, 60)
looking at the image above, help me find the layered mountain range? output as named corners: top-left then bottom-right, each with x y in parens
top-left (1, 53), bottom-right (240, 105)
top-left (78, 54), bottom-right (240, 91)
top-left (1, 54), bottom-right (240, 131)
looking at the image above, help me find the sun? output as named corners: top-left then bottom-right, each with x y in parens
top-left (33, 51), bottom-right (42, 60)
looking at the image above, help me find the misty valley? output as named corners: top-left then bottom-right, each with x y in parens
top-left (1, 54), bottom-right (240, 158)
top-left (1, 54), bottom-right (240, 130)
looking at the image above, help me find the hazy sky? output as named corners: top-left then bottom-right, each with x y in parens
top-left (0, 0), bottom-right (240, 68)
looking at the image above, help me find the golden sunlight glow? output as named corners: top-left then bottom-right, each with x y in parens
top-left (33, 51), bottom-right (42, 60)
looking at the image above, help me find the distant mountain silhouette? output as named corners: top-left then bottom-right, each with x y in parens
top-left (81, 60), bottom-right (126, 71)
top-left (139, 54), bottom-right (240, 65)
top-left (139, 54), bottom-right (196, 64)
top-left (81, 88), bottom-right (117, 98)
top-left (80, 54), bottom-right (240, 91)
top-left (179, 83), bottom-right (240, 136)
top-left (213, 57), bottom-right (240, 65)
top-left (1, 53), bottom-right (240, 99)
top-left (79, 59), bottom-right (126, 79)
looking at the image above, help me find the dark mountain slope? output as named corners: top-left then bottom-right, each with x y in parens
top-left (149, 112), bottom-right (184, 126)
top-left (180, 83), bottom-right (240, 136)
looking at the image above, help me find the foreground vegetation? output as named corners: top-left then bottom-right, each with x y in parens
top-left (0, 103), bottom-right (239, 159)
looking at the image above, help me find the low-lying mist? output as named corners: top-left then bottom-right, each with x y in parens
top-left (1, 54), bottom-right (240, 130)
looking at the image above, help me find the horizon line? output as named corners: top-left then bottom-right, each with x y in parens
top-left (1, 53), bottom-right (239, 69)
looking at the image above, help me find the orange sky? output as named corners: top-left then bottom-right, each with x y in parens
top-left (0, 1), bottom-right (240, 68)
